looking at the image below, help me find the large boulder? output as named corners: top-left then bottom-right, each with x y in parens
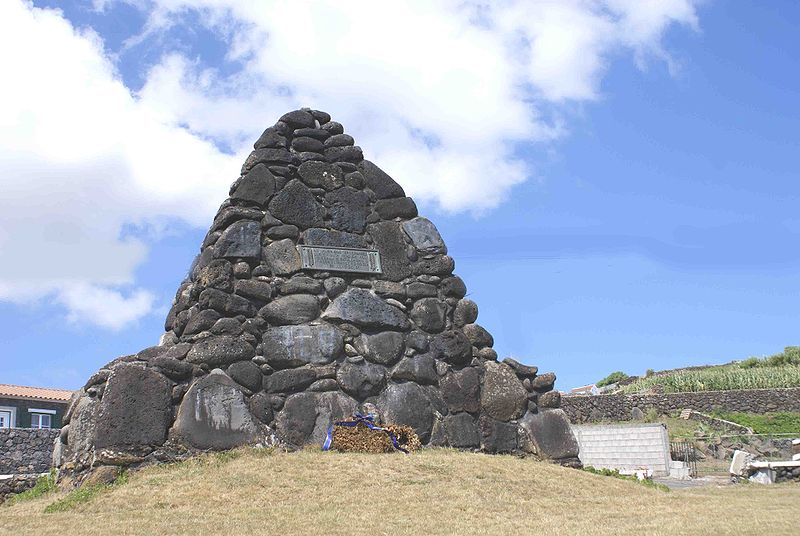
top-left (480, 361), bottom-right (528, 421)
top-left (261, 324), bottom-right (344, 368)
top-left (93, 365), bottom-right (172, 452)
top-left (518, 409), bottom-right (580, 461)
top-left (172, 370), bottom-right (271, 450)
top-left (377, 382), bottom-right (438, 443)
top-left (322, 288), bottom-right (409, 330)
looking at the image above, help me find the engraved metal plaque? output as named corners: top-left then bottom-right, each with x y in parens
top-left (298, 245), bottom-right (382, 274)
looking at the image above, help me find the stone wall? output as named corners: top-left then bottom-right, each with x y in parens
top-left (561, 388), bottom-right (800, 423)
top-left (0, 474), bottom-right (45, 504)
top-left (0, 428), bottom-right (59, 474)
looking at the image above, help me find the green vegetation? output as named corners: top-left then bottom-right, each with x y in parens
top-left (621, 364), bottom-right (800, 393)
top-left (43, 471), bottom-right (128, 514)
top-left (582, 466), bottom-right (670, 492)
top-left (4, 471), bottom-right (57, 506)
top-left (597, 371), bottom-right (629, 387)
top-left (739, 346), bottom-right (800, 368)
top-left (712, 412), bottom-right (800, 434)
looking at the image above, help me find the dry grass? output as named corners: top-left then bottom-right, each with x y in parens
top-left (1, 449), bottom-right (797, 536)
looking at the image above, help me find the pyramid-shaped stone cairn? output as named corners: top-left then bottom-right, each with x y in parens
top-left (56, 109), bottom-right (580, 481)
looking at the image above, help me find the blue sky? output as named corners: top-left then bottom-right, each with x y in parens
top-left (1, 1), bottom-right (799, 391)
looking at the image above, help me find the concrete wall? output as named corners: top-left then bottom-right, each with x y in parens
top-left (0, 428), bottom-right (59, 474)
top-left (561, 388), bottom-right (800, 424)
top-left (571, 423), bottom-right (671, 476)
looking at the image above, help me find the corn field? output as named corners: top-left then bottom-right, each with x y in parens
top-left (621, 365), bottom-right (800, 393)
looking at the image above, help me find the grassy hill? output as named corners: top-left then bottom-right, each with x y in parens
top-left (2, 449), bottom-right (798, 535)
top-left (608, 346), bottom-right (800, 394)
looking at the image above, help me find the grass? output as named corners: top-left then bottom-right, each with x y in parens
top-left (3, 471), bottom-right (57, 506)
top-left (1, 448), bottom-right (798, 535)
top-left (43, 471), bottom-right (128, 514)
top-left (712, 412), bottom-right (800, 435)
top-left (582, 466), bottom-right (670, 492)
top-left (621, 364), bottom-right (800, 393)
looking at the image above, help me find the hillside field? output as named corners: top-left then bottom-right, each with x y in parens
top-left (1, 449), bottom-right (798, 535)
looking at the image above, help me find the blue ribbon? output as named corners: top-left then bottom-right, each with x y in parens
top-left (322, 412), bottom-right (409, 454)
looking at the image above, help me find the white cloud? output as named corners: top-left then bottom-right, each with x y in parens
top-left (0, 0), bottom-right (700, 329)
top-left (0, 0), bottom-right (240, 327)
top-left (57, 283), bottom-right (156, 331)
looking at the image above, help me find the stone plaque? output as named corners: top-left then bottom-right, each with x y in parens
top-left (298, 245), bottom-right (382, 274)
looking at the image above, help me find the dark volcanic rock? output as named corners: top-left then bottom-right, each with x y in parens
top-left (186, 335), bottom-right (255, 367)
top-left (266, 367), bottom-right (317, 393)
top-left (531, 372), bottom-right (556, 392)
top-left (410, 298), bottom-right (447, 333)
top-left (518, 409), bottom-right (579, 461)
top-left (336, 359), bottom-right (387, 399)
top-left (403, 217), bottom-right (446, 255)
top-left (94, 365), bottom-right (172, 451)
top-left (227, 361), bottom-right (263, 392)
top-left (214, 220), bottom-right (262, 259)
top-left (355, 331), bottom-right (405, 366)
top-left (326, 187), bottom-right (369, 233)
top-left (391, 354), bottom-right (438, 385)
top-left (234, 279), bottom-right (273, 302)
top-left (413, 255), bottom-right (454, 276)
top-left (195, 259), bottom-right (233, 292)
top-left (440, 367), bottom-right (481, 414)
top-left (280, 110), bottom-right (315, 129)
top-left (445, 413), bottom-right (480, 448)
top-left (358, 160), bottom-right (405, 199)
top-left (323, 288), bottom-right (409, 330)
top-left (375, 197), bottom-right (418, 220)
top-left (367, 221), bottom-right (412, 281)
top-left (440, 276), bottom-right (466, 299)
top-left (280, 276), bottom-right (323, 295)
top-left (259, 295), bottom-right (320, 325)
top-left (479, 416), bottom-right (518, 454)
top-left (292, 136), bottom-right (324, 153)
top-left (261, 324), bottom-right (344, 368)
top-left (298, 161), bottom-right (343, 190)
top-left (277, 391), bottom-right (357, 446)
top-left (183, 309), bottom-right (221, 337)
top-left (481, 361), bottom-right (527, 421)
top-left (263, 238), bottom-right (302, 275)
top-left (266, 224), bottom-right (300, 240)
top-left (462, 323), bottom-right (493, 349)
top-left (254, 127), bottom-right (287, 149)
top-left (377, 382), bottom-right (436, 443)
top-left (268, 180), bottom-right (325, 229)
top-left (231, 164), bottom-right (275, 205)
top-left (304, 228), bottom-right (367, 248)
top-left (199, 288), bottom-right (255, 317)
top-left (172, 370), bottom-right (268, 450)
top-left (431, 330), bottom-right (472, 365)
top-left (502, 357), bottom-right (538, 378)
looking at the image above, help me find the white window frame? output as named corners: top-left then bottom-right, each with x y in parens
top-left (0, 406), bottom-right (17, 428)
top-left (28, 408), bottom-right (56, 415)
top-left (30, 412), bottom-right (52, 429)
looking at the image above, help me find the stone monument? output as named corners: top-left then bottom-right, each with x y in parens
top-left (55, 109), bottom-right (580, 483)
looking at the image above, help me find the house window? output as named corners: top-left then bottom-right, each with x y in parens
top-left (28, 408), bottom-right (56, 429)
top-left (30, 413), bottom-right (52, 429)
top-left (0, 407), bottom-right (16, 428)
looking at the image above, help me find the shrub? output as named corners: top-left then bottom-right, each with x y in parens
top-left (597, 371), bottom-right (629, 387)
